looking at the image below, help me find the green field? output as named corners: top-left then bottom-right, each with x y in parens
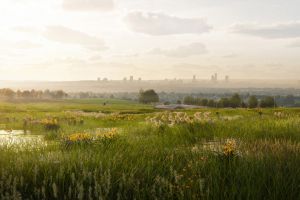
top-left (0, 99), bottom-right (300, 199)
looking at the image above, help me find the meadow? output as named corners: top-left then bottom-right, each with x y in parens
top-left (0, 98), bottom-right (300, 200)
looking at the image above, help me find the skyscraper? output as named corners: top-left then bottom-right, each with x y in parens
top-left (225, 75), bottom-right (229, 82)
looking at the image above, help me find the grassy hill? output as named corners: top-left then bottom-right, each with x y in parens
top-left (0, 99), bottom-right (299, 199)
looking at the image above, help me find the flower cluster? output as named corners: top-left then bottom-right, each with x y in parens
top-left (95, 128), bottom-right (119, 140)
top-left (64, 117), bottom-right (84, 125)
top-left (65, 111), bottom-right (107, 119)
top-left (274, 112), bottom-right (286, 118)
top-left (146, 112), bottom-right (213, 127)
top-left (222, 139), bottom-right (237, 157)
top-left (40, 118), bottom-right (60, 131)
top-left (201, 138), bottom-right (239, 158)
top-left (63, 128), bottom-right (119, 148)
top-left (106, 114), bottom-right (134, 121)
top-left (67, 133), bottom-right (93, 142)
top-left (63, 133), bottom-right (93, 148)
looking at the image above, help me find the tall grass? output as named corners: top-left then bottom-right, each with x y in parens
top-left (0, 100), bottom-right (299, 199)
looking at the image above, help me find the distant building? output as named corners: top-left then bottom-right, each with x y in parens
top-left (193, 75), bottom-right (196, 82)
top-left (211, 73), bottom-right (218, 82)
top-left (97, 77), bottom-right (101, 81)
top-left (130, 76), bottom-right (134, 82)
top-left (225, 75), bottom-right (229, 82)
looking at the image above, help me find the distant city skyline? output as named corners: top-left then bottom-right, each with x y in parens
top-left (0, 0), bottom-right (300, 81)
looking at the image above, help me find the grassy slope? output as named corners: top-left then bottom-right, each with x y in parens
top-left (0, 99), bottom-right (299, 199)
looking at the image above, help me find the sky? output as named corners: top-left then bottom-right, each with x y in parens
top-left (0, 0), bottom-right (299, 81)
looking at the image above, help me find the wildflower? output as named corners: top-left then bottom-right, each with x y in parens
top-left (96, 128), bottom-right (118, 140)
top-left (274, 112), bottom-right (285, 118)
top-left (41, 118), bottom-right (60, 131)
top-left (223, 139), bottom-right (237, 157)
top-left (67, 133), bottom-right (92, 142)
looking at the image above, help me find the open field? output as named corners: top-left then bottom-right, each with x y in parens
top-left (0, 99), bottom-right (300, 199)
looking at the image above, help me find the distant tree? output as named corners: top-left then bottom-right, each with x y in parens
top-left (241, 101), bottom-right (247, 108)
top-left (218, 98), bottom-right (230, 108)
top-left (284, 95), bottom-right (295, 106)
top-left (201, 99), bottom-right (208, 106)
top-left (0, 88), bottom-right (68, 100)
top-left (260, 96), bottom-right (276, 108)
top-left (43, 89), bottom-right (51, 98)
top-left (177, 100), bottom-right (182, 104)
top-left (248, 96), bottom-right (258, 108)
top-left (0, 88), bottom-right (15, 99)
top-left (79, 92), bottom-right (89, 99)
top-left (54, 90), bottom-right (68, 99)
top-left (229, 93), bottom-right (242, 108)
top-left (183, 96), bottom-right (195, 105)
top-left (22, 90), bottom-right (31, 98)
top-left (49, 90), bottom-right (65, 99)
top-left (139, 89), bottom-right (159, 104)
top-left (37, 90), bottom-right (43, 99)
top-left (207, 99), bottom-right (216, 107)
top-left (164, 101), bottom-right (171, 105)
top-left (16, 90), bottom-right (22, 98)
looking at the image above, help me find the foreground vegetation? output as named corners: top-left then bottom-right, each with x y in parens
top-left (0, 99), bottom-right (300, 199)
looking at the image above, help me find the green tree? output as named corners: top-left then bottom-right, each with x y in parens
top-left (229, 93), bottom-right (242, 108)
top-left (207, 99), bottom-right (216, 107)
top-left (0, 88), bottom-right (15, 99)
top-left (218, 98), bottom-right (230, 108)
top-left (260, 96), bottom-right (276, 108)
top-left (284, 95), bottom-right (295, 106)
top-left (183, 96), bottom-right (195, 105)
top-left (201, 99), bottom-right (208, 106)
top-left (248, 96), bottom-right (258, 108)
top-left (139, 89), bottom-right (159, 104)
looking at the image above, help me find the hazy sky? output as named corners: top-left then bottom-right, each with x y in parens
top-left (0, 0), bottom-right (299, 81)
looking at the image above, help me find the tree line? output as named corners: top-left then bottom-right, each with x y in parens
top-left (0, 88), bottom-right (68, 99)
top-left (137, 89), bottom-right (286, 108)
top-left (183, 94), bottom-right (276, 108)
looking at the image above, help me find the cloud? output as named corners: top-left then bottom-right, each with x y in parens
top-left (63, 0), bottom-right (114, 12)
top-left (222, 53), bottom-right (238, 58)
top-left (124, 12), bottom-right (212, 36)
top-left (149, 43), bottom-right (207, 57)
top-left (14, 41), bottom-right (42, 49)
top-left (12, 26), bottom-right (40, 34)
top-left (232, 22), bottom-right (300, 39)
top-left (288, 40), bottom-right (300, 47)
top-left (43, 26), bottom-right (106, 51)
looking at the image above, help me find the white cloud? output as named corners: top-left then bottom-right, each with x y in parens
top-left (232, 22), bottom-right (300, 39)
top-left (12, 26), bottom-right (40, 34)
top-left (149, 43), bottom-right (207, 57)
top-left (288, 40), bottom-right (300, 47)
top-left (43, 26), bottom-right (107, 51)
top-left (124, 12), bottom-right (212, 36)
top-left (14, 41), bottom-right (42, 49)
top-left (63, 0), bottom-right (114, 12)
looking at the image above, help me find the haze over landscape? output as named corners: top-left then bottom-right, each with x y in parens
top-left (2, 1), bottom-right (300, 200)
top-left (1, 0), bottom-right (300, 81)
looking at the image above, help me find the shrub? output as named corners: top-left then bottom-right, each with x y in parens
top-left (41, 119), bottom-right (60, 131)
